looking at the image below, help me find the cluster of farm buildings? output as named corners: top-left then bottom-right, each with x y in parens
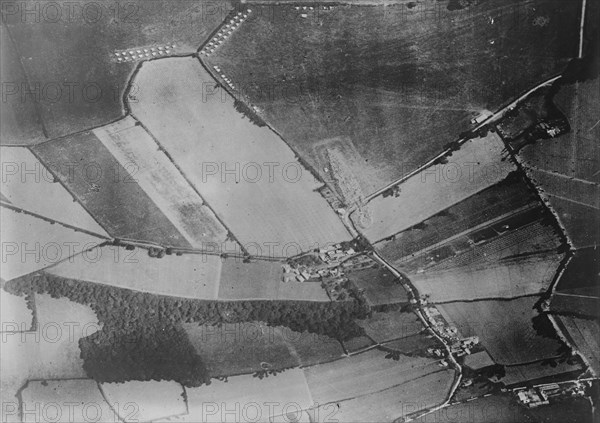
top-left (516, 380), bottom-right (591, 408)
top-left (422, 304), bottom-right (482, 362)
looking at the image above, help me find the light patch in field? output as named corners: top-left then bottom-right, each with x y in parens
top-left (0, 288), bottom-right (34, 332)
top-left (93, 117), bottom-right (228, 246)
top-left (1, 295), bottom-right (100, 421)
top-left (100, 380), bottom-right (186, 422)
top-left (0, 147), bottom-right (108, 236)
top-left (129, 58), bottom-right (351, 253)
top-left (361, 134), bottom-right (515, 242)
top-left (410, 253), bottom-right (562, 303)
top-left (303, 348), bottom-right (442, 405)
top-left (45, 245), bottom-right (222, 300)
top-left (0, 207), bottom-right (104, 281)
top-left (21, 380), bottom-right (120, 423)
top-left (437, 297), bottom-right (565, 365)
top-left (218, 260), bottom-right (330, 302)
top-left (183, 368), bottom-right (312, 423)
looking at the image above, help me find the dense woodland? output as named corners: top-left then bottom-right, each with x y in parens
top-left (5, 272), bottom-right (370, 386)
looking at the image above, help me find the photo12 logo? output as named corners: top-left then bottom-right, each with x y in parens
top-left (3, 400), bottom-right (139, 423)
top-left (1, 2), bottom-right (139, 24)
top-left (201, 161), bottom-right (303, 184)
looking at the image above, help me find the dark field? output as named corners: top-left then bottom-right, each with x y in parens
top-left (438, 296), bottom-right (566, 365)
top-left (554, 315), bottom-right (600, 376)
top-left (3, 0), bottom-right (232, 139)
top-left (356, 310), bottom-right (424, 343)
top-left (183, 322), bottom-right (299, 377)
top-left (545, 196), bottom-right (599, 249)
top-left (345, 266), bottom-right (409, 306)
top-left (208, 0), bottom-right (580, 192)
top-left (555, 247), bottom-right (600, 294)
top-left (31, 132), bottom-right (193, 247)
top-left (384, 333), bottom-right (440, 355)
top-left (519, 78), bottom-right (599, 249)
top-left (0, 25), bottom-right (46, 145)
top-left (375, 173), bottom-right (540, 265)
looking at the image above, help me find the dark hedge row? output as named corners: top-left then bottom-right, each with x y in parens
top-left (5, 272), bottom-right (370, 386)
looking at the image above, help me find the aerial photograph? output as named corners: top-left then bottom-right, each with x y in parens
top-left (0, 0), bottom-right (598, 421)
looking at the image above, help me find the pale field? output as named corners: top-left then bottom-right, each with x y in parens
top-left (20, 380), bottom-right (120, 423)
top-left (45, 245), bottom-right (222, 300)
top-left (355, 310), bottom-right (424, 343)
top-left (93, 116), bottom-right (228, 247)
top-left (555, 315), bottom-right (600, 375)
top-left (181, 368), bottom-right (313, 423)
top-left (409, 253), bottom-right (562, 303)
top-left (360, 134), bottom-right (515, 242)
top-left (0, 147), bottom-right (108, 236)
top-left (100, 380), bottom-right (187, 422)
top-left (129, 57), bottom-right (352, 254)
top-left (218, 259), bottom-right (330, 302)
top-left (0, 288), bottom-right (34, 332)
top-left (0, 207), bottom-right (104, 281)
top-left (501, 360), bottom-right (582, 386)
top-left (308, 369), bottom-right (455, 423)
top-left (303, 348), bottom-right (442, 405)
top-left (437, 296), bottom-right (565, 365)
top-left (1, 294), bottom-right (100, 422)
top-left (463, 350), bottom-right (495, 370)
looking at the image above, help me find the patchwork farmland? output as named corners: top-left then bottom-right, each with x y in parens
top-left (32, 131), bottom-right (194, 248)
top-left (359, 133), bottom-right (516, 243)
top-left (1, 0), bottom-right (594, 416)
top-left (93, 116), bottom-right (229, 246)
top-left (129, 57), bottom-right (352, 254)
